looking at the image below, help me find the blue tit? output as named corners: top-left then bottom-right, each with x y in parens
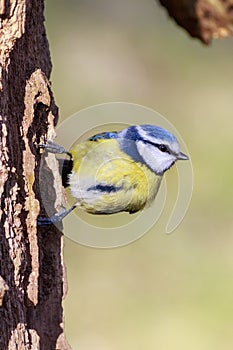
top-left (38, 125), bottom-right (188, 225)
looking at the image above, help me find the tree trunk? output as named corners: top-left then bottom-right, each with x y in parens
top-left (0, 0), bottom-right (70, 349)
top-left (159, 0), bottom-right (233, 44)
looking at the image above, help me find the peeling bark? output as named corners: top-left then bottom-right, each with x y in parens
top-left (0, 0), bottom-right (70, 349)
top-left (158, 0), bottom-right (233, 44)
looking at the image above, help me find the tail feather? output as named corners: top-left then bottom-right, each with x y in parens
top-left (58, 158), bottom-right (73, 188)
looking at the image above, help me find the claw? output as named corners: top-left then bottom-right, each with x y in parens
top-left (38, 140), bottom-right (72, 158)
top-left (37, 205), bottom-right (76, 226)
top-left (37, 217), bottom-right (58, 226)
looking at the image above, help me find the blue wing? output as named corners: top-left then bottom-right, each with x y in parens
top-left (88, 131), bottom-right (118, 141)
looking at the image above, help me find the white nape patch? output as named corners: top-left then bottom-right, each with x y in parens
top-left (136, 140), bottom-right (177, 174)
top-left (136, 126), bottom-right (180, 155)
top-left (118, 128), bottom-right (127, 138)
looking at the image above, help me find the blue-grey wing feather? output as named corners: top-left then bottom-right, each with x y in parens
top-left (88, 131), bottom-right (118, 141)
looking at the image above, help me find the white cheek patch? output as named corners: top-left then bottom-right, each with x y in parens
top-left (136, 141), bottom-right (176, 174)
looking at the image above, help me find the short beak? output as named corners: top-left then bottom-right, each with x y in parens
top-left (177, 152), bottom-right (189, 160)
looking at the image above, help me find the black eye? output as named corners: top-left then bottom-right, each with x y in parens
top-left (158, 144), bottom-right (168, 152)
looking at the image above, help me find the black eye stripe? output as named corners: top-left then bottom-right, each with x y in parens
top-left (144, 141), bottom-right (170, 153)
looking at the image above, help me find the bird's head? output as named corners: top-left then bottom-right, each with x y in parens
top-left (118, 124), bottom-right (188, 175)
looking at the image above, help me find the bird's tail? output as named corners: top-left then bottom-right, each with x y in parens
top-left (58, 158), bottom-right (73, 188)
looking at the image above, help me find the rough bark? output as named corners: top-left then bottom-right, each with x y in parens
top-left (159, 0), bottom-right (233, 44)
top-left (0, 0), bottom-right (70, 349)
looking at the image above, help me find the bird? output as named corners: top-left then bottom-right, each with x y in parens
top-left (38, 124), bottom-right (188, 225)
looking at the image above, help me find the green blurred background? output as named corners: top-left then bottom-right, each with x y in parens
top-left (45, 1), bottom-right (233, 349)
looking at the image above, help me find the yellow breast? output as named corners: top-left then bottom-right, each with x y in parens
top-left (69, 139), bottom-right (162, 214)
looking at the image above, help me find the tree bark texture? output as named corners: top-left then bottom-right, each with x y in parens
top-left (0, 0), bottom-right (70, 349)
top-left (159, 0), bottom-right (233, 44)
